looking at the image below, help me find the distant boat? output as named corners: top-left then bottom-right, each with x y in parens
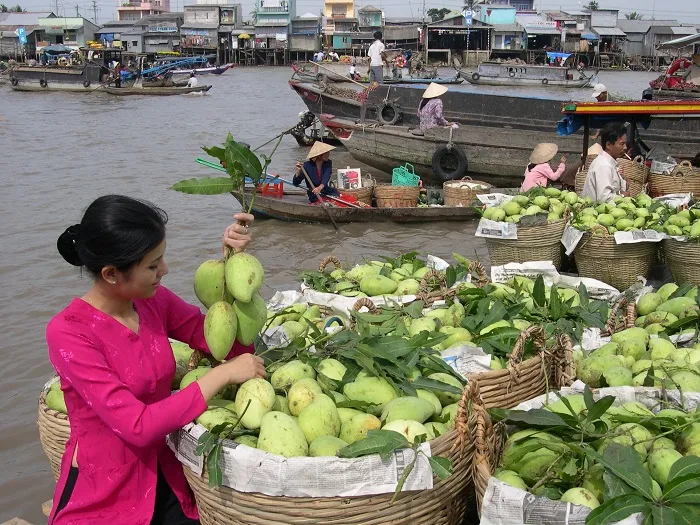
top-left (460, 62), bottom-right (595, 88)
top-left (170, 64), bottom-right (234, 76)
top-left (103, 85), bottom-right (212, 96)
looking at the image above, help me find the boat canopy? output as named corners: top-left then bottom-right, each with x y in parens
top-left (581, 32), bottom-right (598, 41)
top-left (546, 52), bottom-right (571, 61)
top-left (658, 33), bottom-right (700, 51)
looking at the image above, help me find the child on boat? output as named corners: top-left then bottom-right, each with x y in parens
top-left (520, 143), bottom-right (567, 192)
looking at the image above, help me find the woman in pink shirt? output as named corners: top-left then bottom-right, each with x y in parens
top-left (46, 195), bottom-right (267, 525)
top-left (520, 143), bottom-right (567, 192)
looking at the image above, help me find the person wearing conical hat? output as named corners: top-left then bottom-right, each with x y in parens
top-left (520, 143), bottom-right (567, 192)
top-left (293, 141), bottom-right (340, 204)
top-left (418, 83), bottom-right (457, 133)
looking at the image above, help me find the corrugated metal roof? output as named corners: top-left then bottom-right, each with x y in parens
top-left (593, 26), bottom-right (626, 36)
top-left (671, 26), bottom-right (697, 35)
top-left (617, 19), bottom-right (678, 34)
top-left (658, 32), bottom-right (700, 49)
top-left (0, 11), bottom-right (52, 27)
top-left (358, 5), bottom-right (382, 12)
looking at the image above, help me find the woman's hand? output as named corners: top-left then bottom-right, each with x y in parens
top-left (560, 156), bottom-right (567, 164)
top-left (295, 161), bottom-right (302, 173)
top-left (312, 184), bottom-right (325, 195)
top-left (223, 212), bottom-right (254, 255)
top-left (223, 353), bottom-right (267, 384)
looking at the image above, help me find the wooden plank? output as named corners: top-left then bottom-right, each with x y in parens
top-left (42, 500), bottom-right (53, 517)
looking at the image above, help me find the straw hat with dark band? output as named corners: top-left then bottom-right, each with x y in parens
top-left (307, 142), bottom-right (336, 159)
top-left (422, 82), bottom-right (448, 99)
top-left (529, 143), bottom-right (559, 164)
top-left (588, 143), bottom-right (603, 156)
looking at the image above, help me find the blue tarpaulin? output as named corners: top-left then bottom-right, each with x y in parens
top-left (581, 32), bottom-right (598, 40)
top-left (546, 52), bottom-right (571, 61)
top-left (557, 115), bottom-right (651, 136)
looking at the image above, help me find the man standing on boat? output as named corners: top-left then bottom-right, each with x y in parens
top-left (187, 72), bottom-right (198, 88)
top-left (368, 31), bottom-right (388, 84)
top-left (582, 122), bottom-right (629, 203)
top-left (293, 142), bottom-right (341, 204)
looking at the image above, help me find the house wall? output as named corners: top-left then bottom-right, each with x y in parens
top-left (590, 10), bottom-right (617, 28)
top-left (289, 34), bottom-right (318, 50)
top-left (184, 6), bottom-right (219, 25)
top-left (358, 11), bottom-right (381, 27)
top-left (476, 7), bottom-right (516, 25)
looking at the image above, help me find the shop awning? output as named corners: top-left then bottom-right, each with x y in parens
top-left (592, 27), bottom-right (626, 37)
top-left (658, 32), bottom-right (700, 50)
top-left (581, 32), bottom-right (598, 40)
top-left (238, 33), bottom-right (250, 38)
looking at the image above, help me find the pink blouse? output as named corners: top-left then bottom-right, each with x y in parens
top-left (46, 286), bottom-right (253, 524)
top-left (520, 162), bottom-right (566, 192)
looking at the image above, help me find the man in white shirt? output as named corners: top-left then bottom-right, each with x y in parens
top-left (187, 72), bottom-right (198, 88)
top-left (368, 31), bottom-right (387, 83)
top-left (582, 122), bottom-right (629, 203)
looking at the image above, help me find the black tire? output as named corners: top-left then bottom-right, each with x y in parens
top-left (542, 78), bottom-right (549, 85)
top-left (432, 146), bottom-right (468, 181)
top-left (471, 72), bottom-right (480, 81)
top-left (509, 70), bottom-right (516, 78)
top-left (83, 80), bottom-right (91, 88)
top-left (40, 79), bottom-right (47, 88)
top-left (11, 77), bottom-right (18, 86)
top-left (378, 102), bottom-right (402, 125)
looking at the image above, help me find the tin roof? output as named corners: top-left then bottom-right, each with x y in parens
top-left (592, 26), bottom-right (626, 36)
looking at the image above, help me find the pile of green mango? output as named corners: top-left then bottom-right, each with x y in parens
top-left (194, 253), bottom-right (268, 361)
top-left (45, 380), bottom-right (67, 414)
top-left (323, 259), bottom-right (433, 298)
top-left (576, 283), bottom-right (700, 390)
top-left (495, 393), bottom-right (700, 508)
top-left (571, 193), bottom-right (666, 235)
top-left (481, 188), bottom-right (581, 224)
top-left (662, 205), bottom-right (700, 238)
top-left (189, 359), bottom-right (464, 458)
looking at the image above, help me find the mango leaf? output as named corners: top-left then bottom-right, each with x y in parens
top-left (604, 471), bottom-right (635, 500)
top-left (572, 307), bottom-right (607, 329)
top-left (578, 283), bottom-right (590, 309)
top-left (206, 442), bottom-right (223, 488)
top-left (337, 429), bottom-right (409, 461)
top-left (223, 135), bottom-right (263, 182)
top-left (488, 407), bottom-right (569, 428)
top-left (563, 457), bottom-right (579, 477)
top-left (643, 365), bottom-right (656, 388)
top-left (427, 456), bottom-right (453, 479)
top-left (404, 301), bottom-right (424, 319)
top-left (668, 455), bottom-right (700, 484)
top-left (670, 283), bottom-right (695, 299)
top-left (445, 266), bottom-right (457, 288)
top-left (584, 385), bottom-right (595, 411)
top-left (411, 376), bottom-right (462, 395)
top-left (586, 395), bottom-right (616, 424)
top-left (533, 276), bottom-right (547, 307)
top-left (336, 399), bottom-right (379, 411)
top-left (666, 504), bottom-right (700, 524)
top-left (170, 177), bottom-right (241, 195)
top-left (584, 494), bottom-right (648, 525)
top-left (651, 505), bottom-right (674, 525)
top-left (392, 453), bottom-right (418, 502)
top-left (598, 443), bottom-right (655, 500)
top-left (662, 474), bottom-right (700, 503)
top-left (405, 348), bottom-right (420, 369)
top-left (196, 431), bottom-right (218, 456)
top-left (201, 145), bottom-right (226, 163)
top-left (398, 381), bottom-right (418, 397)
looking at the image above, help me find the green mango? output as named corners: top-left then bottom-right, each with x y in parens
top-left (309, 435), bottom-right (348, 457)
top-left (204, 301), bottom-right (237, 361)
top-left (232, 292), bottom-right (267, 346)
top-left (380, 397), bottom-right (435, 424)
top-left (193, 259), bottom-right (231, 309)
top-left (270, 360), bottom-right (317, 391)
top-left (234, 378), bottom-right (276, 429)
top-left (382, 419), bottom-right (429, 442)
top-left (225, 252), bottom-right (264, 303)
top-left (258, 412), bottom-right (308, 457)
top-left (45, 388), bottom-right (67, 414)
top-left (298, 394), bottom-right (341, 444)
top-left (339, 413), bottom-right (381, 444)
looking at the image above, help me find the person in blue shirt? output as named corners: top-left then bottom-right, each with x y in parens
top-left (293, 142), bottom-right (340, 204)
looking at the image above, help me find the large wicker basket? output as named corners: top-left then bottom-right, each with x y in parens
top-left (443, 178), bottom-right (492, 207)
top-left (648, 161), bottom-right (700, 198)
top-left (574, 168), bottom-right (588, 196)
top-left (617, 155), bottom-right (648, 197)
top-left (485, 219), bottom-right (567, 269)
top-left (574, 231), bottom-right (658, 291)
top-left (341, 186), bottom-right (373, 206)
top-left (183, 382), bottom-right (484, 525)
top-left (663, 237), bottom-right (700, 286)
top-left (374, 184), bottom-right (419, 208)
top-left (38, 387), bottom-right (71, 481)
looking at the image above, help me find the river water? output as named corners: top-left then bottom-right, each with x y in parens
top-left (0, 67), bottom-right (658, 522)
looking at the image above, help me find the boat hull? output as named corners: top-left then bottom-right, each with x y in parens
top-left (651, 89), bottom-right (700, 100)
top-left (460, 71), bottom-right (590, 88)
top-left (171, 64), bottom-right (233, 76)
top-left (103, 85), bottom-right (211, 96)
top-left (290, 80), bottom-right (700, 162)
top-left (9, 64), bottom-right (105, 92)
top-left (237, 192), bottom-right (478, 223)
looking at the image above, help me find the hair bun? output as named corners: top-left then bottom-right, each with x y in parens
top-left (57, 224), bottom-right (83, 267)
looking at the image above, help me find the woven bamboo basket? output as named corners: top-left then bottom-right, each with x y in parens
top-left (341, 186), bottom-right (373, 206)
top-left (574, 168), bottom-right (588, 196)
top-left (38, 387), bottom-right (71, 481)
top-left (601, 295), bottom-right (638, 337)
top-left (485, 219), bottom-right (567, 269)
top-left (182, 382), bottom-right (485, 525)
top-left (466, 326), bottom-right (574, 410)
top-left (648, 161), bottom-right (700, 198)
top-left (663, 237), bottom-right (700, 286)
top-left (374, 184), bottom-right (419, 208)
top-left (443, 178), bottom-right (492, 207)
top-left (617, 156), bottom-right (648, 197)
top-left (573, 231), bottom-right (658, 291)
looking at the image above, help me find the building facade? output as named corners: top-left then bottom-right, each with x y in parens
top-left (290, 12), bottom-right (320, 54)
top-left (254, 0), bottom-right (295, 51)
top-left (118, 0), bottom-right (170, 22)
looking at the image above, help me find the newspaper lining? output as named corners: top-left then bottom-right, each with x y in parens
top-left (476, 219), bottom-right (518, 240)
top-left (561, 225), bottom-right (584, 256)
top-left (173, 425), bottom-right (434, 498)
top-left (613, 230), bottom-right (666, 244)
top-left (481, 385), bottom-right (700, 525)
top-left (477, 193), bottom-right (514, 208)
top-left (653, 193), bottom-right (692, 208)
top-left (440, 344), bottom-right (492, 378)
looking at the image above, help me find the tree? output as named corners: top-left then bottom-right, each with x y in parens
top-left (584, 1), bottom-right (599, 10)
top-left (625, 11), bottom-right (642, 19)
top-left (0, 4), bottom-right (8, 11)
top-left (10, 3), bottom-right (24, 10)
top-left (427, 7), bottom-right (451, 22)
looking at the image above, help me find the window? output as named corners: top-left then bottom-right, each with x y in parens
top-left (132, 40), bottom-right (138, 46)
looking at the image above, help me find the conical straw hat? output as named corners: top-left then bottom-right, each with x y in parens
top-left (587, 142), bottom-right (603, 155)
top-left (422, 82), bottom-right (448, 99)
top-left (307, 141), bottom-right (336, 159)
top-left (529, 143), bottom-right (559, 164)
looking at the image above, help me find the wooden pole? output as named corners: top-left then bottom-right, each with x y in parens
top-left (582, 116), bottom-right (590, 163)
top-left (300, 165), bottom-right (339, 230)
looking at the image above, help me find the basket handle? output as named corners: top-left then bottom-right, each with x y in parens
top-left (460, 176), bottom-right (474, 182)
top-left (469, 260), bottom-right (490, 288)
top-left (678, 160), bottom-right (693, 168)
top-left (603, 296), bottom-right (630, 336)
top-left (552, 333), bottom-right (575, 388)
top-left (352, 297), bottom-right (379, 313)
top-left (419, 269), bottom-right (447, 294)
top-left (404, 163), bottom-right (415, 175)
top-left (319, 256), bottom-right (342, 272)
top-left (632, 155), bottom-right (645, 165)
top-left (187, 350), bottom-right (221, 371)
top-left (508, 325), bottom-right (545, 367)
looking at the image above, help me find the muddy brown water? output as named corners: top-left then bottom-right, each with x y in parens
top-left (0, 67), bottom-right (658, 522)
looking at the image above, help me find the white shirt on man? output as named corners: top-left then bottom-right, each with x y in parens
top-left (187, 76), bottom-right (198, 88)
top-left (582, 150), bottom-right (627, 203)
top-left (368, 40), bottom-right (385, 67)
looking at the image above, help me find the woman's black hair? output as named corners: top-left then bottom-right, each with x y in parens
top-left (57, 195), bottom-right (168, 279)
top-left (527, 163), bottom-right (537, 172)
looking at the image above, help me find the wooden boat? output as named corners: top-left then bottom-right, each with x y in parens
top-left (382, 76), bottom-right (463, 85)
top-left (143, 77), bottom-right (188, 88)
top-left (103, 85), bottom-right (211, 96)
top-left (234, 191), bottom-right (478, 224)
top-left (171, 63), bottom-right (233, 76)
top-left (460, 63), bottom-right (595, 88)
top-left (289, 79), bottom-right (700, 163)
top-left (649, 88), bottom-right (700, 100)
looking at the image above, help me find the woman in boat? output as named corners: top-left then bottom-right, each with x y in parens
top-left (293, 142), bottom-right (340, 204)
top-left (520, 143), bottom-right (567, 192)
top-left (418, 83), bottom-right (458, 133)
top-left (47, 195), bottom-right (265, 524)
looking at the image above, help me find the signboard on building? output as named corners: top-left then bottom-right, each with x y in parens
top-left (182, 28), bottom-right (212, 36)
top-left (463, 9), bottom-right (473, 26)
top-left (148, 22), bottom-right (178, 33)
top-left (15, 27), bottom-right (27, 44)
top-left (525, 20), bottom-right (557, 29)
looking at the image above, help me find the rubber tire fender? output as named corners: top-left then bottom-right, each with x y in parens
top-left (378, 101), bottom-right (402, 125)
top-left (542, 78), bottom-right (549, 85)
top-left (471, 72), bottom-right (480, 81)
top-left (509, 70), bottom-right (516, 78)
top-left (83, 80), bottom-right (91, 88)
top-left (431, 145), bottom-right (468, 181)
top-left (40, 78), bottom-right (47, 88)
top-left (11, 77), bottom-right (18, 86)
